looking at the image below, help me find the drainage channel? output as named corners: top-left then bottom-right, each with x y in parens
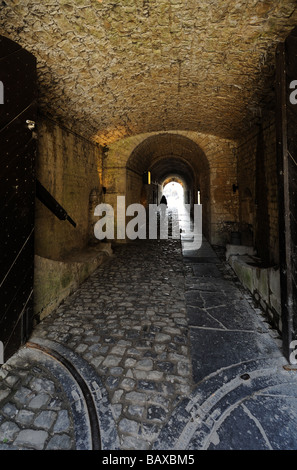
top-left (25, 338), bottom-right (120, 451)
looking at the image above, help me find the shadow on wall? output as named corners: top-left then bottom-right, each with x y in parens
top-left (34, 243), bottom-right (112, 324)
top-left (34, 118), bottom-right (109, 323)
top-left (240, 187), bottom-right (254, 246)
top-left (34, 186), bottom-right (113, 324)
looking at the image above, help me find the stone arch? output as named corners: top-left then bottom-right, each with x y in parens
top-left (149, 155), bottom-right (195, 206)
top-left (103, 130), bottom-right (238, 244)
top-left (125, 132), bottom-right (211, 238)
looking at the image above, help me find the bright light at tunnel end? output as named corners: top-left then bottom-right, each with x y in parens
top-left (93, 196), bottom-right (202, 249)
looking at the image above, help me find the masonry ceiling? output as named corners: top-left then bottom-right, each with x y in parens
top-left (127, 133), bottom-right (207, 174)
top-left (150, 157), bottom-right (195, 186)
top-left (1, 0), bottom-right (297, 145)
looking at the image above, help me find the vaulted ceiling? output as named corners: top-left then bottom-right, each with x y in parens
top-left (1, 0), bottom-right (297, 145)
top-left (127, 132), bottom-right (208, 176)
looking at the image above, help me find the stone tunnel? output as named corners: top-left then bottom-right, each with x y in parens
top-left (1, 0), bottom-right (297, 452)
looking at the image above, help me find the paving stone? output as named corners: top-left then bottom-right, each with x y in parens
top-left (157, 361), bottom-right (175, 373)
top-left (174, 335), bottom-right (187, 344)
top-left (126, 348), bottom-right (143, 357)
top-left (13, 387), bottom-right (34, 406)
top-left (14, 429), bottom-right (48, 450)
top-left (30, 377), bottom-right (56, 394)
top-left (53, 410), bottom-right (71, 433)
top-left (88, 344), bottom-right (103, 355)
top-left (119, 418), bottom-right (139, 434)
top-left (154, 344), bottom-right (166, 354)
top-left (110, 346), bottom-right (127, 355)
top-left (135, 359), bottom-right (154, 371)
top-left (46, 434), bottom-right (73, 450)
top-left (74, 344), bottom-right (88, 353)
top-left (121, 435), bottom-right (149, 451)
top-left (15, 410), bottom-right (35, 426)
top-left (0, 421), bottom-right (20, 441)
top-left (34, 411), bottom-right (57, 430)
top-left (2, 403), bottom-right (17, 418)
top-left (134, 370), bottom-right (164, 381)
top-left (177, 361), bottom-right (191, 377)
top-left (125, 391), bottom-right (147, 405)
top-left (28, 393), bottom-right (51, 410)
top-left (124, 358), bottom-right (137, 368)
top-left (106, 376), bottom-right (120, 390)
top-left (90, 356), bottom-right (105, 368)
top-left (112, 389), bottom-right (124, 404)
top-left (102, 355), bottom-right (122, 367)
top-left (110, 367), bottom-right (124, 376)
top-left (120, 378), bottom-right (136, 391)
top-left (138, 381), bottom-right (158, 392)
top-left (127, 405), bottom-right (145, 419)
top-left (3, 376), bottom-right (19, 387)
top-left (168, 352), bottom-right (188, 362)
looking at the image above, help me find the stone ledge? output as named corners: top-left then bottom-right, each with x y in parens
top-left (225, 243), bottom-right (256, 261)
top-left (228, 253), bottom-right (281, 332)
top-left (34, 243), bottom-right (113, 322)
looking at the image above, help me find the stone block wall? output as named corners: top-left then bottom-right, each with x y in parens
top-left (35, 116), bottom-right (103, 260)
top-left (264, 119), bottom-right (279, 264)
top-left (236, 115), bottom-right (279, 265)
top-left (33, 117), bottom-right (106, 321)
top-left (204, 137), bottom-right (239, 245)
top-left (126, 169), bottom-right (143, 207)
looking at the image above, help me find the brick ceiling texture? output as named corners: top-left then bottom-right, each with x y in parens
top-left (2, 0), bottom-right (297, 145)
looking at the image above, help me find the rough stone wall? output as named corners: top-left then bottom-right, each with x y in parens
top-left (263, 119), bottom-right (279, 265)
top-left (126, 169), bottom-right (143, 207)
top-left (35, 117), bottom-right (103, 260)
top-left (204, 137), bottom-right (239, 245)
top-left (1, 1), bottom-right (297, 146)
top-left (236, 115), bottom-right (279, 265)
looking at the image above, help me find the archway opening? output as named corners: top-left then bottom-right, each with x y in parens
top-left (123, 132), bottom-right (211, 240)
top-left (163, 181), bottom-right (184, 210)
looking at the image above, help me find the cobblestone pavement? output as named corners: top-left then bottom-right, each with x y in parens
top-left (1, 212), bottom-right (297, 450)
top-left (0, 236), bottom-right (192, 450)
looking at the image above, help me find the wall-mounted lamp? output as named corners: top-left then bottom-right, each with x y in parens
top-left (143, 171), bottom-right (151, 185)
top-left (102, 144), bottom-right (109, 155)
top-left (102, 187), bottom-right (107, 194)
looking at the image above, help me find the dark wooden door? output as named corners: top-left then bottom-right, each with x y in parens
top-left (0, 36), bottom-right (37, 363)
top-left (276, 28), bottom-right (297, 363)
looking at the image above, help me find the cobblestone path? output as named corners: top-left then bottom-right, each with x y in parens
top-left (0, 238), bottom-right (193, 450)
